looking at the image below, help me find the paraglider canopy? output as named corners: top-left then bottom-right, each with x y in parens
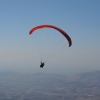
top-left (29, 24), bottom-right (72, 47)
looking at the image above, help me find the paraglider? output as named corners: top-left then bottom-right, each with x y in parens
top-left (40, 61), bottom-right (45, 68)
top-left (29, 24), bottom-right (72, 68)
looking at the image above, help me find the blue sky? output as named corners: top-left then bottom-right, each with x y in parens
top-left (0, 0), bottom-right (100, 75)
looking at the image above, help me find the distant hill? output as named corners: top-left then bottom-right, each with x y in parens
top-left (67, 71), bottom-right (100, 89)
top-left (69, 71), bottom-right (100, 81)
top-left (0, 71), bottom-right (100, 100)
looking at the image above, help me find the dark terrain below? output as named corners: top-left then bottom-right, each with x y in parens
top-left (0, 71), bottom-right (100, 100)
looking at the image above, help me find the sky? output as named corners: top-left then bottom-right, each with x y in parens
top-left (0, 0), bottom-right (100, 75)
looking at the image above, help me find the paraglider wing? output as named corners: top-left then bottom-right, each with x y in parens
top-left (29, 25), bottom-right (72, 47)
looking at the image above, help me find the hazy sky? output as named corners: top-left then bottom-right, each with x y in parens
top-left (0, 0), bottom-right (100, 75)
